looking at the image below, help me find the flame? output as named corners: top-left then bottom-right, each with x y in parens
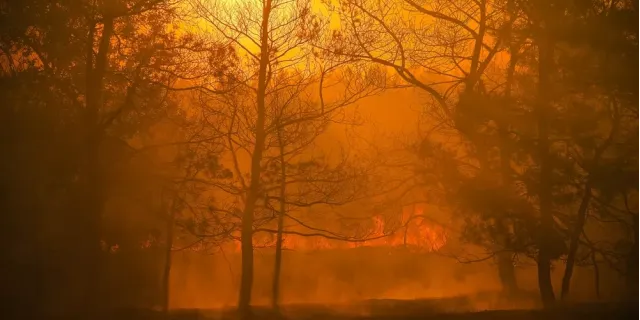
top-left (354, 207), bottom-right (447, 252)
top-left (226, 206), bottom-right (447, 252)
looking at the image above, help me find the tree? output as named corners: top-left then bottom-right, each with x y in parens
top-left (0, 0), bottom-right (213, 314)
top-left (326, 0), bottom-right (528, 297)
top-left (550, 0), bottom-right (639, 300)
top-left (186, 0), bottom-right (384, 315)
top-left (261, 81), bottom-right (385, 310)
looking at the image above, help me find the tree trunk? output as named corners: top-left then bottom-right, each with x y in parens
top-left (560, 182), bottom-right (591, 300)
top-left (80, 15), bottom-right (114, 314)
top-left (162, 203), bottom-right (176, 314)
top-left (591, 251), bottom-right (600, 300)
top-left (495, 18), bottom-right (519, 294)
top-left (271, 206), bottom-right (285, 311)
top-left (78, 155), bottom-right (107, 313)
top-left (238, 1), bottom-right (273, 318)
top-left (496, 252), bottom-right (518, 295)
top-left (626, 213), bottom-right (638, 301)
top-left (466, 0), bottom-right (486, 89)
top-left (271, 128), bottom-right (286, 311)
top-left (535, 24), bottom-right (557, 308)
top-left (495, 140), bottom-right (518, 296)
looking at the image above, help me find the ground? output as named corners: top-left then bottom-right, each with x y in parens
top-left (87, 297), bottom-right (635, 320)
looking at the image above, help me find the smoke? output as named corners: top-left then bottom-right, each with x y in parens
top-left (168, 246), bottom-right (625, 313)
top-left (169, 248), bottom-right (504, 309)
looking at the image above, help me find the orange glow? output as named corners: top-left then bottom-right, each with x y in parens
top-left (225, 206), bottom-right (447, 253)
top-left (350, 208), bottom-right (447, 252)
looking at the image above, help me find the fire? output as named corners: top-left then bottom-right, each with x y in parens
top-left (351, 207), bottom-right (447, 252)
top-left (228, 206), bottom-right (447, 252)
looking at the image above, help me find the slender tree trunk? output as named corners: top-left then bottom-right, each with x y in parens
top-left (161, 183), bottom-right (189, 313)
top-left (496, 252), bottom-right (518, 295)
top-left (494, 221), bottom-right (517, 296)
top-left (162, 203), bottom-right (176, 314)
top-left (495, 143), bottom-right (518, 296)
top-left (561, 99), bottom-right (618, 301)
top-left (79, 150), bottom-right (107, 313)
top-left (591, 251), bottom-right (600, 300)
top-left (238, 1), bottom-right (273, 317)
top-left (271, 128), bottom-right (286, 311)
top-left (560, 182), bottom-right (591, 300)
top-left (535, 24), bottom-right (556, 308)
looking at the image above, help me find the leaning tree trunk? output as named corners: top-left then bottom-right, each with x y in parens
top-left (562, 98), bottom-right (618, 301)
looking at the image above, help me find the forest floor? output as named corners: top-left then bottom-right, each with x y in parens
top-left (101, 297), bottom-right (636, 320)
